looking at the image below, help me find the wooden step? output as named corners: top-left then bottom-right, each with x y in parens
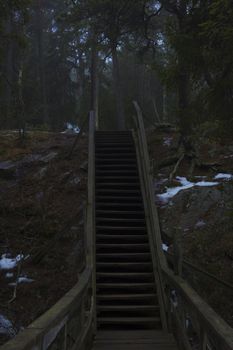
top-left (97, 294), bottom-right (157, 301)
top-left (93, 331), bottom-right (178, 350)
top-left (95, 154), bottom-right (136, 159)
top-left (96, 218), bottom-right (145, 226)
top-left (97, 317), bottom-right (160, 325)
top-left (96, 226), bottom-right (146, 231)
top-left (96, 235), bottom-right (148, 242)
top-left (96, 210), bottom-right (144, 216)
top-left (97, 272), bottom-right (154, 282)
top-left (96, 164), bottom-right (138, 170)
top-left (96, 159), bottom-right (137, 164)
top-left (96, 253), bottom-right (151, 261)
top-left (97, 283), bottom-right (155, 290)
top-left (96, 202), bottom-right (143, 210)
top-left (97, 305), bottom-right (159, 312)
top-left (96, 243), bottom-right (150, 252)
top-left (97, 262), bottom-right (153, 272)
top-left (96, 182), bottom-right (140, 188)
top-left (96, 196), bottom-right (142, 203)
top-left (96, 177), bottom-right (139, 183)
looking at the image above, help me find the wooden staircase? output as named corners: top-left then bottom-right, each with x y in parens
top-left (95, 131), bottom-right (160, 330)
top-left (94, 130), bottom-right (177, 348)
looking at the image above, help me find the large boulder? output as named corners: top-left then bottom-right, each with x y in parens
top-left (160, 183), bottom-right (233, 239)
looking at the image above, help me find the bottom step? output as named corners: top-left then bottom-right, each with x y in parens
top-left (93, 330), bottom-right (178, 350)
top-left (97, 317), bottom-right (161, 330)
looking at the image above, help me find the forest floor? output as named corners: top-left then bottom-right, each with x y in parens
top-left (1, 126), bottom-right (233, 345)
top-left (148, 127), bottom-right (233, 327)
top-left (0, 130), bottom-right (88, 345)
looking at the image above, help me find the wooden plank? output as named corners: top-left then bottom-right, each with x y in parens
top-left (92, 344), bottom-right (177, 350)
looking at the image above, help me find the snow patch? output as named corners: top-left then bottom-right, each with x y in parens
top-left (162, 243), bottom-right (169, 252)
top-left (5, 272), bottom-right (14, 278)
top-left (0, 315), bottom-right (16, 336)
top-left (157, 176), bottom-right (219, 204)
top-left (195, 181), bottom-right (219, 187)
top-left (9, 276), bottom-right (34, 286)
top-left (0, 254), bottom-right (24, 270)
top-left (62, 122), bottom-right (80, 134)
top-left (214, 173), bottom-right (233, 180)
top-left (195, 220), bottom-right (206, 229)
top-left (163, 137), bottom-right (172, 147)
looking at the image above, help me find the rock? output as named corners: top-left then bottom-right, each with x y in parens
top-left (34, 166), bottom-right (48, 180)
top-left (69, 176), bottom-right (81, 186)
top-left (80, 160), bottom-right (88, 172)
top-left (0, 161), bottom-right (17, 179)
top-left (40, 152), bottom-right (58, 163)
top-left (160, 184), bottom-right (233, 239)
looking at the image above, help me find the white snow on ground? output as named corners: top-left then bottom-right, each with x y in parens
top-left (5, 272), bottom-right (14, 278)
top-left (195, 220), bottom-right (206, 228)
top-left (61, 122), bottom-right (80, 134)
top-left (9, 276), bottom-right (34, 287)
top-left (162, 243), bottom-right (169, 251)
top-left (163, 137), bottom-right (172, 147)
top-left (157, 176), bottom-right (219, 203)
top-left (0, 315), bottom-right (16, 336)
top-left (0, 254), bottom-right (24, 270)
top-left (195, 180), bottom-right (219, 187)
top-left (214, 173), bottom-right (233, 180)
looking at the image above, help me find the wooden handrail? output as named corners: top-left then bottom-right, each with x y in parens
top-left (132, 101), bottom-right (168, 331)
top-left (86, 110), bottom-right (96, 331)
top-left (165, 250), bottom-right (233, 291)
top-left (132, 101), bottom-right (233, 350)
top-left (0, 111), bottom-right (96, 350)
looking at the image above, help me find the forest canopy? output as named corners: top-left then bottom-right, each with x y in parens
top-left (0, 0), bottom-right (232, 134)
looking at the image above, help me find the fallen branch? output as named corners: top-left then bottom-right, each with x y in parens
top-left (169, 153), bottom-right (185, 182)
top-left (158, 156), bottom-right (180, 169)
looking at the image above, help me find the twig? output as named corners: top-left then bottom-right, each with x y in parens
top-left (67, 114), bottom-right (89, 159)
top-left (169, 153), bottom-right (184, 182)
top-left (8, 253), bottom-right (23, 304)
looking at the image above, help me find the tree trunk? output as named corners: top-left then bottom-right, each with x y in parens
top-left (4, 15), bottom-right (14, 128)
top-left (111, 42), bottom-right (125, 130)
top-left (35, 0), bottom-right (49, 124)
top-left (177, 2), bottom-right (191, 141)
top-left (91, 34), bottom-right (99, 130)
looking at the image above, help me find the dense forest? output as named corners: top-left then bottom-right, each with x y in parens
top-left (1, 1), bottom-right (233, 347)
top-left (0, 0), bottom-right (232, 134)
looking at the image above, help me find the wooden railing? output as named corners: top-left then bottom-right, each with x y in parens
top-left (132, 101), bottom-right (168, 331)
top-left (0, 111), bottom-right (96, 350)
top-left (132, 101), bottom-right (233, 350)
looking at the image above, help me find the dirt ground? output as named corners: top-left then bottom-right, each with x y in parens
top-left (0, 131), bottom-right (88, 345)
top-left (148, 127), bottom-right (233, 327)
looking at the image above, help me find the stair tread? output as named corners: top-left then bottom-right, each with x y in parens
top-left (96, 218), bottom-right (145, 223)
top-left (97, 305), bottom-right (159, 310)
top-left (97, 294), bottom-right (156, 300)
top-left (97, 283), bottom-right (155, 288)
top-left (96, 210), bottom-right (144, 215)
top-left (96, 235), bottom-right (148, 240)
top-left (96, 183), bottom-right (140, 187)
top-left (97, 253), bottom-right (151, 258)
top-left (98, 317), bottom-right (160, 323)
top-left (96, 226), bottom-right (146, 230)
